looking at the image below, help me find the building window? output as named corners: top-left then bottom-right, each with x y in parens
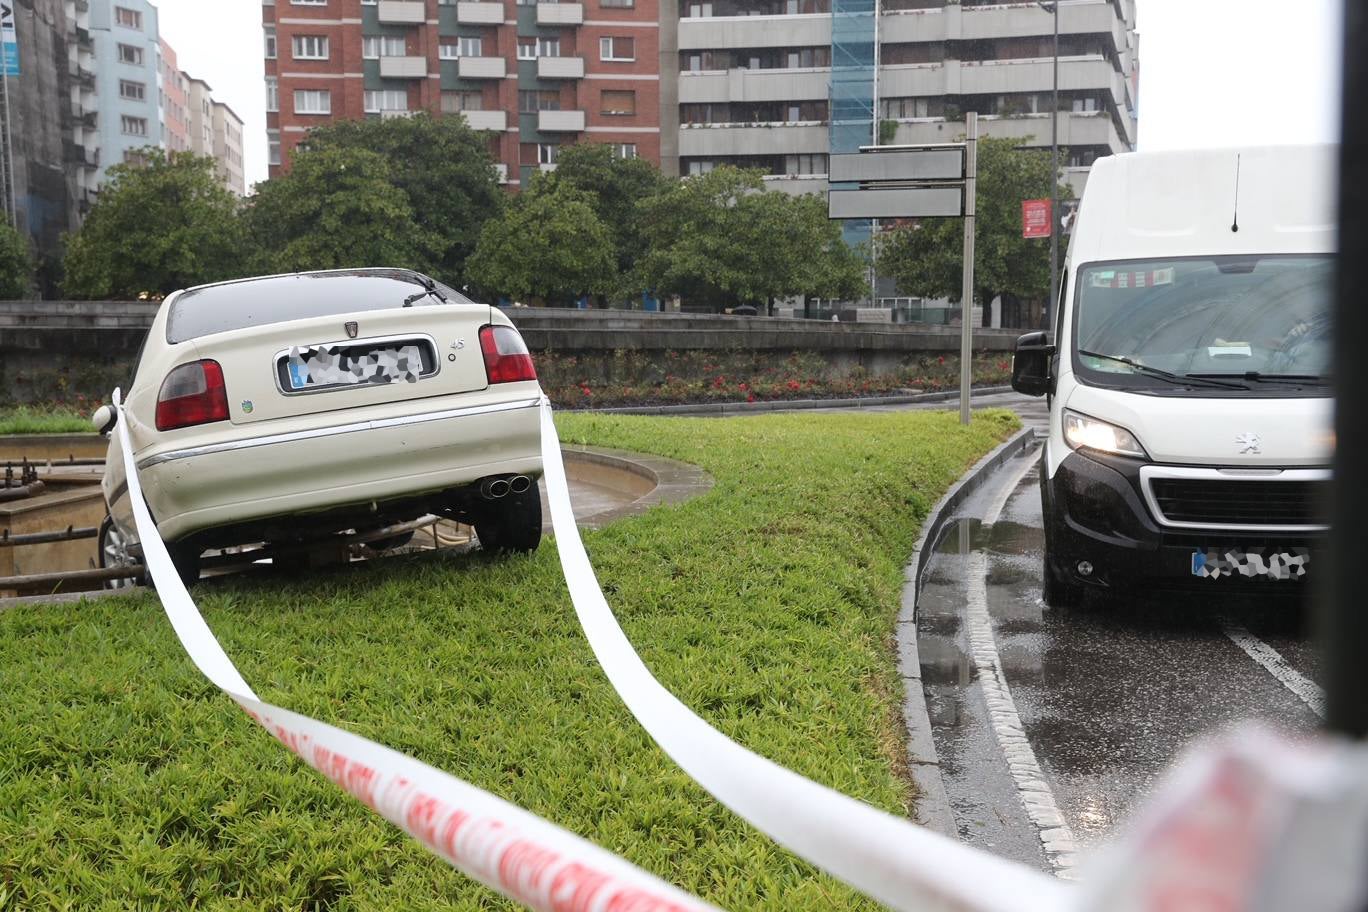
top-left (784, 153), bottom-right (827, 175)
top-left (459, 36), bottom-right (483, 56)
top-left (614, 143), bottom-right (637, 159)
top-left (439, 41), bottom-right (459, 60)
top-left (119, 79), bottom-right (146, 100)
top-left (292, 35), bottom-right (329, 60)
top-left (293, 89), bottom-right (332, 114)
top-left (440, 37), bottom-right (482, 59)
top-left (264, 28), bottom-right (277, 59)
top-left (601, 0), bottom-right (635, 7)
top-left (538, 143), bottom-right (558, 165)
top-left (265, 76), bottom-right (278, 112)
top-left (292, 0), bottom-right (329, 4)
top-left (441, 91), bottom-right (483, 112)
top-left (520, 36), bottom-right (559, 59)
top-left (114, 6), bottom-right (142, 29)
top-left (364, 89), bottom-right (408, 112)
top-left (120, 115), bottom-right (148, 136)
top-left (363, 35), bottom-right (407, 58)
top-left (518, 89), bottom-right (560, 112)
top-left (117, 43), bottom-right (143, 65)
top-left (600, 90), bottom-right (635, 115)
top-left (599, 36), bottom-right (634, 61)
top-left (268, 131), bottom-right (282, 166)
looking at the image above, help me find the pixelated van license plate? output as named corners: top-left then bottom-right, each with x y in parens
top-left (285, 343), bottom-right (426, 391)
top-left (1191, 548), bottom-right (1310, 581)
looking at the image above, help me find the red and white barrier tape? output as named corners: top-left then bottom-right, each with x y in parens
top-left (537, 399), bottom-right (1069, 912)
top-left (113, 391), bottom-right (719, 912)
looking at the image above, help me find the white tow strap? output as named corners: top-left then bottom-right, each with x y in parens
top-left (113, 390), bottom-right (719, 912)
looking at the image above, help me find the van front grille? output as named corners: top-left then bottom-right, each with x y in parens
top-left (1149, 478), bottom-right (1327, 527)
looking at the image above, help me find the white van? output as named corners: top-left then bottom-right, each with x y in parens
top-left (1011, 146), bottom-right (1334, 604)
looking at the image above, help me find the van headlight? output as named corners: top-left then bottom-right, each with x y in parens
top-left (1063, 410), bottom-right (1149, 459)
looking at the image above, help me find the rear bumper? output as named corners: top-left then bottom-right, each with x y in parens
top-left (1045, 450), bottom-right (1327, 590)
top-left (133, 396), bottom-right (542, 544)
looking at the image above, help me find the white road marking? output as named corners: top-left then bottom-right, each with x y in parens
top-left (1222, 623), bottom-right (1326, 718)
top-left (964, 448), bottom-right (1080, 876)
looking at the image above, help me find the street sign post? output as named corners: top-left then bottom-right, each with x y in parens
top-left (828, 115), bottom-right (979, 424)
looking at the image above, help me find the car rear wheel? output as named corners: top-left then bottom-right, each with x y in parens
top-left (474, 483), bottom-right (543, 554)
top-left (98, 515), bottom-right (140, 589)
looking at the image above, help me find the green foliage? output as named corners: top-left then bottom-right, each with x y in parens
top-left (61, 149), bottom-right (246, 299)
top-left (298, 114), bottom-right (503, 285)
top-left (876, 136), bottom-right (1074, 306)
top-left (878, 119), bottom-right (899, 145)
top-left (466, 176), bottom-right (617, 304)
top-left (635, 167), bottom-right (867, 309)
top-left (0, 408), bottom-right (1016, 909)
top-left (0, 406), bottom-right (93, 434)
top-left (545, 144), bottom-right (671, 280)
top-left (0, 221), bottom-right (33, 298)
top-left (245, 146), bottom-right (438, 275)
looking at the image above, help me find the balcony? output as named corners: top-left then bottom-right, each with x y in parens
top-left (457, 1), bottom-right (505, 24)
top-left (883, 111), bottom-right (1126, 152)
top-left (457, 56), bottom-right (507, 79)
top-left (678, 68), bottom-right (828, 103)
top-left (877, 57), bottom-right (1121, 101)
top-left (536, 55), bottom-right (584, 79)
top-left (678, 122), bottom-right (826, 157)
top-left (678, 14), bottom-right (829, 50)
top-left (536, 2), bottom-right (583, 26)
top-left (377, 0), bottom-right (425, 24)
top-left (380, 55), bottom-right (429, 78)
top-left (463, 110), bottom-right (508, 131)
top-left (537, 109), bottom-right (585, 132)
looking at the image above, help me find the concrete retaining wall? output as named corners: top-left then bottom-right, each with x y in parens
top-left (0, 301), bottom-right (1022, 402)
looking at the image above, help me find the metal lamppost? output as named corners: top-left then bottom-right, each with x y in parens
top-left (1038, 0), bottom-right (1059, 329)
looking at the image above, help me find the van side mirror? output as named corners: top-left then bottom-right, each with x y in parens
top-left (1011, 331), bottom-right (1055, 397)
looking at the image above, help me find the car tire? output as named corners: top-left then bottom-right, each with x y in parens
top-left (97, 514), bottom-right (141, 589)
top-left (1039, 468), bottom-right (1082, 609)
top-left (475, 483), bottom-right (543, 554)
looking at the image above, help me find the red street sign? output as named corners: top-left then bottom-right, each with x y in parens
top-left (1022, 199), bottom-right (1052, 238)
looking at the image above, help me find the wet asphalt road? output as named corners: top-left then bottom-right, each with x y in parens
top-left (915, 397), bottom-right (1324, 873)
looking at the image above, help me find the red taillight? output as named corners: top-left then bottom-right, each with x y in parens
top-left (155, 359), bottom-right (230, 431)
top-left (479, 324), bottom-right (538, 384)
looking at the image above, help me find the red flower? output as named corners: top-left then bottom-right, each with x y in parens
top-left (937, 356), bottom-right (945, 365)
top-left (786, 379), bottom-right (801, 391)
top-left (747, 393), bottom-right (756, 402)
top-left (738, 382), bottom-right (749, 391)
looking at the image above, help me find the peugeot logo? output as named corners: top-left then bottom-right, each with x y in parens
top-left (1236, 432), bottom-right (1262, 455)
top-left (344, 321), bottom-right (359, 339)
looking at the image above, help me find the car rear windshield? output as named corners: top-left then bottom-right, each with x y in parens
top-left (165, 271), bottom-right (475, 344)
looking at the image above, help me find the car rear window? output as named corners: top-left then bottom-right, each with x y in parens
top-left (165, 271), bottom-right (475, 344)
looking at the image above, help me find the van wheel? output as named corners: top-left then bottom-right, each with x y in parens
top-left (475, 484), bottom-right (543, 554)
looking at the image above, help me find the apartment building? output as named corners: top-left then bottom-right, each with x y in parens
top-left (159, 37), bottom-right (190, 153)
top-left (87, 0), bottom-right (162, 181)
top-left (671, 0), bottom-right (1137, 196)
top-left (211, 100), bottom-right (246, 195)
top-left (263, 0), bottom-right (663, 187)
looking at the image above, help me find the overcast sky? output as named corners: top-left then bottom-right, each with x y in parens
top-left (150, 0), bottom-right (1344, 191)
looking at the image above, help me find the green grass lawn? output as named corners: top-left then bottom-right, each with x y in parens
top-left (0, 407), bottom-right (93, 435)
top-left (0, 409), bottom-right (1017, 911)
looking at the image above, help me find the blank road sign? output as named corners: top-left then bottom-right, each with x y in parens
top-left (828, 187), bottom-right (965, 219)
top-left (828, 149), bottom-right (965, 183)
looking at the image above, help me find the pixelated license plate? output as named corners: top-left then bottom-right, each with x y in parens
top-left (1191, 548), bottom-right (1310, 581)
top-left (284, 342), bottom-right (428, 392)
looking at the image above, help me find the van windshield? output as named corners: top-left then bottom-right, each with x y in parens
top-left (1072, 255), bottom-right (1333, 393)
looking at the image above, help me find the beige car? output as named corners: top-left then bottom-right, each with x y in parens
top-left (95, 268), bottom-right (544, 584)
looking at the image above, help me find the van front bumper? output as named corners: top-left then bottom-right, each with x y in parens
top-left (1045, 450), bottom-right (1327, 590)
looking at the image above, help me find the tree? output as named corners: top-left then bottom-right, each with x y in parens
top-left (0, 222), bottom-right (33, 298)
top-left (875, 136), bottom-right (1074, 311)
top-left (245, 146), bottom-right (437, 274)
top-left (543, 144), bottom-right (670, 281)
top-left (465, 177), bottom-right (616, 305)
top-left (62, 149), bottom-right (245, 299)
top-left (298, 113), bottom-right (503, 285)
top-left (634, 166), bottom-right (867, 310)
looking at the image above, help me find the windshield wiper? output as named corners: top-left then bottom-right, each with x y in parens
top-left (1078, 350), bottom-right (1250, 390)
top-left (402, 277), bottom-right (449, 308)
top-left (1187, 372), bottom-right (1330, 387)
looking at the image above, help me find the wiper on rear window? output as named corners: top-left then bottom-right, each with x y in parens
top-left (402, 276), bottom-right (449, 308)
top-left (1187, 372), bottom-right (1330, 386)
top-left (1078, 350), bottom-right (1250, 390)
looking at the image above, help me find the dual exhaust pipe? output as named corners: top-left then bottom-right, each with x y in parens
top-left (479, 475), bottom-right (532, 500)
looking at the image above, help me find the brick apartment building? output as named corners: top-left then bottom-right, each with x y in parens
top-left (263, 0), bottom-right (662, 188)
